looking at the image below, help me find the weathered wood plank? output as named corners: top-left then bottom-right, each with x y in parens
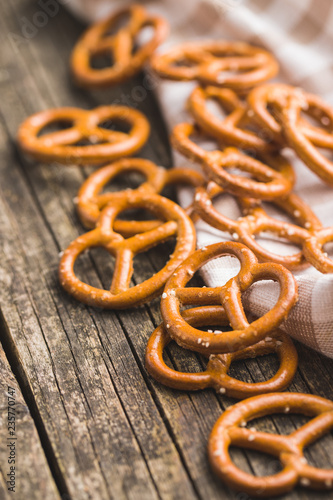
top-left (0, 1), bottom-right (333, 500)
top-left (0, 325), bottom-right (60, 500)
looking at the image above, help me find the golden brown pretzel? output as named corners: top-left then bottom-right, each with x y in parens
top-left (160, 241), bottom-right (298, 354)
top-left (171, 123), bottom-right (295, 199)
top-left (71, 5), bottom-right (169, 88)
top-left (146, 306), bottom-right (298, 398)
top-left (208, 392), bottom-right (333, 497)
top-left (279, 94), bottom-right (333, 185)
top-left (247, 83), bottom-right (333, 148)
top-left (76, 157), bottom-right (205, 230)
top-left (151, 41), bottom-right (278, 91)
top-left (187, 86), bottom-right (276, 152)
top-left (17, 106), bottom-right (150, 165)
top-left (193, 183), bottom-right (326, 270)
top-left (59, 190), bottom-right (196, 309)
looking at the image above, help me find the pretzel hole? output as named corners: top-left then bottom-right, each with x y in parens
top-left (304, 431), bottom-right (333, 469)
top-left (74, 247), bottom-right (118, 290)
top-left (253, 232), bottom-right (302, 256)
top-left (37, 120), bottom-right (74, 137)
top-left (211, 191), bottom-right (242, 219)
top-left (314, 146), bottom-right (333, 160)
top-left (170, 58), bottom-right (200, 68)
top-left (322, 241), bottom-right (333, 259)
top-left (204, 98), bottom-right (228, 121)
top-left (166, 340), bottom-right (205, 374)
top-left (300, 109), bottom-right (333, 131)
top-left (132, 240), bottom-right (176, 284)
top-left (101, 172), bottom-right (149, 193)
top-left (90, 51), bottom-right (114, 70)
top-left (229, 446), bottom-right (283, 476)
top-left (98, 118), bottom-right (132, 134)
top-left (132, 26), bottom-right (155, 54)
top-left (227, 352), bottom-right (280, 384)
top-left (101, 12), bottom-right (131, 38)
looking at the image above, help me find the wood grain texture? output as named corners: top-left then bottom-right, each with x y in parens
top-left (0, 1), bottom-right (332, 500)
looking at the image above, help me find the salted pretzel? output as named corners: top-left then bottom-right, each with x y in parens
top-left (171, 123), bottom-right (295, 199)
top-left (208, 392), bottom-right (333, 497)
top-left (146, 305), bottom-right (298, 399)
top-left (247, 83), bottom-right (333, 148)
top-left (192, 183), bottom-right (328, 271)
top-left (160, 242), bottom-right (298, 354)
top-left (76, 157), bottom-right (205, 231)
top-left (187, 86), bottom-right (276, 152)
top-left (59, 190), bottom-right (196, 309)
top-left (17, 106), bottom-right (150, 164)
top-left (71, 5), bottom-right (169, 88)
top-left (279, 94), bottom-right (333, 186)
top-left (151, 40), bottom-right (278, 91)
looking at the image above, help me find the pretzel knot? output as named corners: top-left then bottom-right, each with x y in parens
top-left (208, 392), bottom-right (333, 497)
top-left (59, 191), bottom-right (196, 309)
top-left (187, 86), bottom-right (276, 153)
top-left (145, 306), bottom-right (298, 399)
top-left (71, 5), bottom-right (169, 88)
top-left (171, 123), bottom-right (295, 199)
top-left (17, 106), bottom-right (150, 165)
top-left (160, 242), bottom-right (298, 354)
top-left (151, 41), bottom-right (278, 91)
top-left (76, 157), bottom-right (205, 230)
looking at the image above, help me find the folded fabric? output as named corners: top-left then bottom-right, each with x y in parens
top-left (65, 0), bottom-right (333, 357)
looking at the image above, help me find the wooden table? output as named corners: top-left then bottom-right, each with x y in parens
top-left (0, 1), bottom-right (333, 499)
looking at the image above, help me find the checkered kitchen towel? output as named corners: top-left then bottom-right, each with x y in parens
top-left (66, 0), bottom-right (333, 358)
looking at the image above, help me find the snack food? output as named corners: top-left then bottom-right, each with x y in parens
top-left (187, 85), bottom-right (275, 152)
top-left (17, 106), bottom-right (150, 164)
top-left (208, 392), bottom-right (333, 497)
top-left (171, 123), bottom-right (295, 199)
top-left (59, 191), bottom-right (196, 309)
top-left (151, 41), bottom-right (278, 91)
top-left (146, 305), bottom-right (298, 398)
top-left (76, 157), bottom-right (205, 229)
top-left (160, 241), bottom-right (298, 354)
top-left (247, 84), bottom-right (333, 184)
top-left (71, 5), bottom-right (169, 88)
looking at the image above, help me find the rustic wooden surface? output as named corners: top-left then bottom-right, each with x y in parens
top-left (0, 1), bottom-right (333, 499)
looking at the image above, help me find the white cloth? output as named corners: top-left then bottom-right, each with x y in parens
top-left (65, 0), bottom-right (333, 357)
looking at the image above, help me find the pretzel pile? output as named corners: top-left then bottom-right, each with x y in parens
top-left (16, 4), bottom-right (333, 497)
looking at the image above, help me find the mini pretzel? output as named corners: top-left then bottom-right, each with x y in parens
top-left (171, 123), bottom-right (295, 199)
top-left (193, 183), bottom-right (324, 270)
top-left (151, 41), bottom-right (278, 91)
top-left (71, 5), bottom-right (169, 88)
top-left (247, 83), bottom-right (333, 148)
top-left (59, 191), bottom-right (196, 309)
top-left (279, 94), bottom-right (333, 185)
top-left (76, 157), bottom-right (205, 230)
top-left (208, 392), bottom-right (333, 497)
top-left (187, 86), bottom-right (276, 152)
top-left (17, 106), bottom-right (150, 164)
top-left (146, 306), bottom-right (298, 399)
top-left (160, 241), bottom-right (298, 354)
